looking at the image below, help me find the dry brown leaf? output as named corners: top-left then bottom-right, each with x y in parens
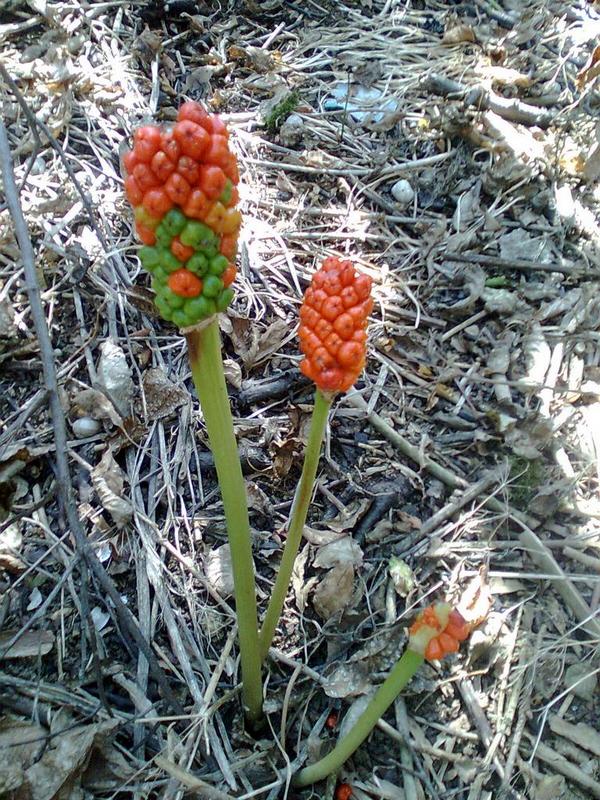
top-left (313, 536), bottom-right (363, 569)
top-left (0, 629), bottom-right (54, 658)
top-left (443, 24), bottom-right (476, 44)
top-left (3, 718), bottom-right (129, 799)
top-left (205, 544), bottom-right (236, 596)
top-left (91, 449), bottom-right (132, 527)
top-left (71, 387), bottom-right (122, 426)
top-left (322, 662), bottom-right (371, 698)
top-left (313, 563), bottom-right (354, 620)
top-left (576, 44), bottom-right (600, 89)
top-left (141, 367), bottom-right (188, 420)
top-left (97, 340), bottom-right (133, 418)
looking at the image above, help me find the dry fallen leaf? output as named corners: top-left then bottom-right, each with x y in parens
top-left (205, 543), bottom-right (236, 596)
top-left (0, 629), bottom-right (54, 658)
top-left (91, 448), bottom-right (132, 527)
top-left (443, 24), bottom-right (476, 44)
top-left (313, 536), bottom-right (363, 569)
top-left (141, 367), bottom-right (188, 420)
top-left (313, 563), bottom-right (354, 620)
top-left (322, 662), bottom-right (371, 698)
top-left (576, 44), bottom-right (600, 89)
top-left (97, 340), bottom-right (133, 418)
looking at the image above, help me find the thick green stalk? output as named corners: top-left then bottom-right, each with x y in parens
top-left (259, 388), bottom-right (332, 660)
top-left (294, 648), bottom-right (424, 787)
top-left (186, 319), bottom-right (263, 726)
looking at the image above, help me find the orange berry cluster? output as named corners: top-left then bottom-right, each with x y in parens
top-left (408, 603), bottom-right (470, 661)
top-left (299, 257), bottom-right (373, 394)
top-left (122, 102), bottom-right (242, 327)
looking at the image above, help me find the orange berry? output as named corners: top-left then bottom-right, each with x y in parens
top-left (220, 209), bottom-right (242, 235)
top-left (438, 632), bottom-right (459, 655)
top-left (177, 156), bottom-right (200, 186)
top-left (132, 162), bottom-right (160, 192)
top-left (199, 165), bottom-right (227, 199)
top-left (337, 341), bottom-right (363, 368)
top-left (143, 188), bottom-right (173, 217)
top-left (174, 119), bottom-right (210, 160)
top-left (160, 129), bottom-right (181, 163)
top-left (354, 273), bottom-right (372, 299)
top-left (183, 188), bottom-right (210, 220)
top-left (321, 296), bottom-right (344, 322)
top-left (124, 175), bottom-right (143, 206)
top-left (209, 114), bottom-right (229, 137)
top-left (219, 234), bottom-right (238, 260)
top-left (135, 222), bottom-right (156, 245)
top-left (226, 186), bottom-right (240, 207)
top-left (178, 100), bottom-right (211, 129)
top-left (151, 150), bottom-right (176, 182)
top-left (168, 269), bottom-right (203, 298)
top-left (333, 313), bottom-right (354, 339)
top-left (204, 134), bottom-right (229, 168)
top-left (315, 318), bottom-right (333, 340)
top-left (222, 265), bottom-right (237, 288)
top-left (122, 149), bottom-right (138, 174)
top-left (165, 173), bottom-right (192, 206)
top-left (223, 152), bottom-right (240, 184)
top-left (171, 237), bottom-right (195, 262)
top-left (133, 125), bottom-right (162, 162)
top-left (425, 638), bottom-right (444, 661)
top-left (335, 783), bottom-right (353, 800)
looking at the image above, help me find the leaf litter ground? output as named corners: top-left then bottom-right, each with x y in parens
top-left (1, 1), bottom-right (600, 799)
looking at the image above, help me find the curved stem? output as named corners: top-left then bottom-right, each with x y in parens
top-left (186, 319), bottom-right (263, 727)
top-left (294, 648), bottom-right (424, 787)
top-left (259, 388), bottom-right (332, 660)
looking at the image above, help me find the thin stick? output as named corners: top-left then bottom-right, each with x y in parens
top-left (186, 320), bottom-right (263, 727)
top-left (258, 388), bottom-right (332, 659)
top-left (0, 117), bottom-right (183, 716)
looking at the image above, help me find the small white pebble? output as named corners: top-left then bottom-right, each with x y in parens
top-left (391, 178), bottom-right (415, 207)
top-left (72, 417), bottom-right (101, 438)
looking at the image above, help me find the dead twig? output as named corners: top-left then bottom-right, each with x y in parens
top-left (0, 117), bottom-right (183, 716)
top-left (424, 74), bottom-right (554, 128)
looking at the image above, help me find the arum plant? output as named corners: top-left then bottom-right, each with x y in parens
top-left (122, 102), bottom-right (263, 727)
top-left (294, 604), bottom-right (472, 787)
top-left (258, 256), bottom-right (373, 659)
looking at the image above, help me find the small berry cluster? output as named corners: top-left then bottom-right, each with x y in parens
top-left (408, 603), bottom-right (470, 661)
top-left (299, 257), bottom-right (373, 394)
top-left (122, 102), bottom-right (241, 327)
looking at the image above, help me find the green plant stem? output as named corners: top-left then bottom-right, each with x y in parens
top-left (294, 648), bottom-right (424, 787)
top-left (259, 388), bottom-right (332, 660)
top-left (186, 319), bottom-right (263, 727)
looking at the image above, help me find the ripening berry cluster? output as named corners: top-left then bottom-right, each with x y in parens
top-left (408, 603), bottom-right (470, 661)
top-left (299, 257), bottom-right (373, 394)
top-left (122, 102), bottom-right (241, 328)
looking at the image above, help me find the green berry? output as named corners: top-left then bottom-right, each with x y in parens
top-left (139, 246), bottom-right (161, 271)
top-left (200, 243), bottom-right (219, 259)
top-left (202, 275), bottom-right (223, 299)
top-left (172, 309), bottom-right (189, 328)
top-left (158, 249), bottom-right (182, 274)
top-left (216, 287), bottom-right (234, 312)
top-left (218, 179), bottom-right (233, 206)
top-left (153, 266), bottom-right (168, 283)
top-left (158, 287), bottom-right (184, 309)
top-left (155, 296), bottom-right (173, 321)
top-left (186, 253), bottom-right (208, 277)
top-left (208, 255), bottom-right (228, 276)
top-left (162, 208), bottom-right (187, 236)
top-left (155, 223), bottom-right (173, 248)
top-left (180, 221), bottom-right (216, 249)
top-left (184, 295), bottom-right (214, 321)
